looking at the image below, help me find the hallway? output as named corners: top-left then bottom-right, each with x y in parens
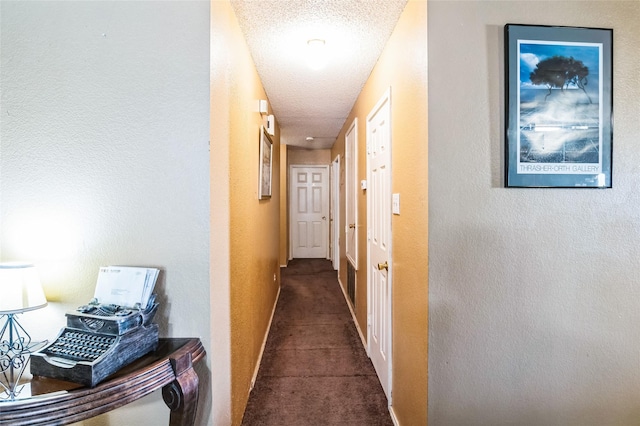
top-left (241, 259), bottom-right (392, 425)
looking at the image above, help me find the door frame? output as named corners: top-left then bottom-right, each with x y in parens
top-left (366, 88), bottom-right (392, 402)
top-left (289, 164), bottom-right (330, 260)
top-left (345, 118), bottom-right (358, 269)
top-left (331, 155), bottom-right (340, 270)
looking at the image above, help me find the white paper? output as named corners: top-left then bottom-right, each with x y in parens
top-left (94, 266), bottom-right (158, 308)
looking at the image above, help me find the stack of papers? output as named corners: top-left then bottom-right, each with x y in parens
top-left (93, 266), bottom-right (159, 308)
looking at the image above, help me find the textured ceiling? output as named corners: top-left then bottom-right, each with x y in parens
top-left (230, 0), bottom-right (408, 149)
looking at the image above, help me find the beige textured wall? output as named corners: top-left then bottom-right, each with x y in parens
top-left (212, 2), bottom-right (281, 424)
top-left (288, 147), bottom-right (332, 165)
top-left (0, 1), bottom-right (211, 425)
top-left (332, 1), bottom-right (428, 423)
top-left (429, 1), bottom-right (640, 425)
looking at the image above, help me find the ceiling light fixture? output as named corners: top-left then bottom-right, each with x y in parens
top-left (306, 39), bottom-right (327, 70)
top-left (305, 137), bottom-right (315, 142)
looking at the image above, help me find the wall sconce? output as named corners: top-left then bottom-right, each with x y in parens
top-left (0, 263), bottom-right (48, 399)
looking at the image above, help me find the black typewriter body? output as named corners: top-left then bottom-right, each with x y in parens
top-left (30, 300), bottom-right (159, 387)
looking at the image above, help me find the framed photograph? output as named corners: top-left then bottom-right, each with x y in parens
top-left (504, 24), bottom-right (613, 188)
top-left (258, 125), bottom-right (273, 199)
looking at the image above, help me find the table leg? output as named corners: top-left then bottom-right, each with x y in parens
top-left (162, 352), bottom-right (200, 426)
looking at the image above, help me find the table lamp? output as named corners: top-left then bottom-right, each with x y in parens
top-left (0, 262), bottom-right (47, 399)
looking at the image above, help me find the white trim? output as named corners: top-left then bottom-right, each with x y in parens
top-left (340, 274), bottom-right (394, 422)
top-left (337, 276), bottom-right (367, 349)
top-left (389, 405), bottom-right (400, 426)
top-left (345, 118), bottom-right (358, 269)
top-left (250, 285), bottom-right (281, 390)
top-left (331, 155), bottom-right (341, 271)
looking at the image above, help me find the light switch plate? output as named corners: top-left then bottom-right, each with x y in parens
top-left (392, 193), bottom-right (400, 215)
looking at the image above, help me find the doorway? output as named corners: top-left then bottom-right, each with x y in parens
top-left (345, 118), bottom-right (358, 270)
top-left (290, 165), bottom-right (330, 259)
top-left (366, 89), bottom-right (392, 401)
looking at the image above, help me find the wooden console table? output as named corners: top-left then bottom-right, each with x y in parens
top-left (0, 338), bottom-right (205, 426)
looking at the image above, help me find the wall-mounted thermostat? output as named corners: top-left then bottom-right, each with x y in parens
top-left (266, 114), bottom-right (275, 136)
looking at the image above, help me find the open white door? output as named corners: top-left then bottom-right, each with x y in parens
top-left (367, 89), bottom-right (392, 401)
top-left (290, 165), bottom-right (329, 258)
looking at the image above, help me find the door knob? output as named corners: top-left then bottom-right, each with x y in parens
top-left (322, 216), bottom-right (326, 220)
top-left (377, 261), bottom-right (388, 271)
top-left (349, 224), bottom-right (356, 229)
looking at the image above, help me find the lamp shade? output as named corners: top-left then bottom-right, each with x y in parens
top-left (0, 263), bottom-right (47, 314)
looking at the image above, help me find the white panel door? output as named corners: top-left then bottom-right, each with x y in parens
top-left (345, 119), bottom-right (358, 268)
top-left (367, 89), bottom-right (392, 400)
top-left (291, 166), bottom-right (329, 258)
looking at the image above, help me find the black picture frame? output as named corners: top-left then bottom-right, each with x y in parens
top-left (504, 24), bottom-right (613, 188)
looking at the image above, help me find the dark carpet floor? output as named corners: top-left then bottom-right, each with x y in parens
top-left (241, 258), bottom-right (393, 426)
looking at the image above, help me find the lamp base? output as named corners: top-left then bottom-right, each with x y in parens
top-left (0, 313), bottom-right (45, 399)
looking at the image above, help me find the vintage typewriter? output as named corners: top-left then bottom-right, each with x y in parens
top-left (30, 266), bottom-right (160, 387)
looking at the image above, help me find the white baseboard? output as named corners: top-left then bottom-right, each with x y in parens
top-left (389, 404), bottom-right (400, 426)
top-left (338, 276), bottom-right (398, 423)
top-left (250, 285), bottom-right (281, 390)
top-left (337, 276), bottom-right (367, 351)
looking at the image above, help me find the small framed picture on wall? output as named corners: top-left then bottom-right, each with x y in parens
top-left (504, 24), bottom-right (613, 188)
top-left (259, 125), bottom-right (273, 199)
